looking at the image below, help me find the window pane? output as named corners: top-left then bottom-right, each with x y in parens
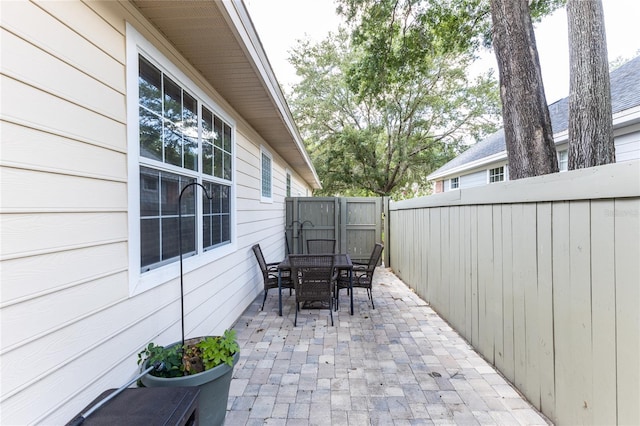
top-left (160, 172), bottom-right (181, 215)
top-left (163, 121), bottom-right (182, 167)
top-left (139, 107), bottom-right (163, 161)
top-left (180, 216), bottom-right (196, 255)
top-left (222, 215), bottom-right (230, 242)
top-left (141, 218), bottom-right (160, 268)
top-left (140, 167), bottom-right (160, 217)
top-left (214, 116), bottom-right (223, 148)
top-left (224, 152), bottom-right (232, 180)
top-left (161, 216), bottom-right (180, 261)
top-left (223, 124), bottom-right (232, 152)
top-left (183, 92), bottom-right (198, 171)
top-left (139, 57), bottom-right (162, 114)
top-left (262, 153), bottom-right (271, 197)
top-left (203, 215), bottom-right (212, 248)
top-left (163, 75), bottom-right (182, 123)
top-left (214, 146), bottom-right (223, 178)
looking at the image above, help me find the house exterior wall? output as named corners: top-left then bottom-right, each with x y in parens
top-left (389, 160), bottom-right (640, 425)
top-left (0, 1), bottom-right (310, 424)
top-left (434, 128), bottom-right (640, 189)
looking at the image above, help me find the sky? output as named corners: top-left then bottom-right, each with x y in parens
top-left (245, 0), bottom-right (640, 103)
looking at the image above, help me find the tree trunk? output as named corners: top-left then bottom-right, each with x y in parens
top-left (567, 0), bottom-right (615, 169)
top-left (490, 0), bottom-right (558, 179)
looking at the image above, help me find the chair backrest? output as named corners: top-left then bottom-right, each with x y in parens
top-left (288, 254), bottom-right (335, 297)
top-left (251, 244), bottom-right (269, 278)
top-left (366, 243), bottom-right (384, 272)
top-left (306, 239), bottom-right (336, 254)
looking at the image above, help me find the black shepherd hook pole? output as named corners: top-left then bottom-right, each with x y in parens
top-left (178, 181), bottom-right (212, 349)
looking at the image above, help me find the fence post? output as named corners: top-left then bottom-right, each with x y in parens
top-left (383, 196), bottom-right (390, 267)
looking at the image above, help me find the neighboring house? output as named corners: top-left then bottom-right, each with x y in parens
top-left (0, 1), bottom-right (320, 424)
top-left (429, 55), bottom-right (640, 192)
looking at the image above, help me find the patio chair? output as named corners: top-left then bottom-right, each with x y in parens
top-left (306, 238), bottom-right (336, 254)
top-left (336, 243), bottom-right (383, 309)
top-left (252, 244), bottom-right (293, 310)
top-left (288, 254), bottom-right (336, 326)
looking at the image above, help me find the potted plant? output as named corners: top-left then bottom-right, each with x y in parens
top-left (137, 329), bottom-right (240, 426)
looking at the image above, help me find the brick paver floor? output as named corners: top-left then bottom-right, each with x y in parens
top-left (227, 267), bottom-right (550, 425)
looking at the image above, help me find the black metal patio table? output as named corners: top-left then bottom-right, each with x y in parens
top-left (277, 254), bottom-right (353, 316)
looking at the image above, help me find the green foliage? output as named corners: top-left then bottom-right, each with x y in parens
top-left (137, 342), bottom-right (183, 378)
top-left (289, 29), bottom-right (500, 198)
top-left (198, 330), bottom-right (240, 369)
top-left (137, 330), bottom-right (239, 378)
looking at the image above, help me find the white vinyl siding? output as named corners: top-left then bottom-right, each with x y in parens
top-left (614, 129), bottom-right (640, 162)
top-left (1, 3), bottom-right (311, 424)
top-left (459, 170), bottom-right (487, 188)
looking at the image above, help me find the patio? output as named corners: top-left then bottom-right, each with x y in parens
top-left (227, 268), bottom-right (550, 425)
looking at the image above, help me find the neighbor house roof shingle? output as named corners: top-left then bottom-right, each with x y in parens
top-left (428, 55), bottom-right (640, 179)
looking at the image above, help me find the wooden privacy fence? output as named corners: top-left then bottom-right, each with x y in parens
top-left (285, 197), bottom-right (383, 263)
top-left (388, 161), bottom-right (639, 426)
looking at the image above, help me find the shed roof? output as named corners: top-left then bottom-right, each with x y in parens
top-left (428, 55), bottom-right (640, 180)
top-left (131, 0), bottom-right (321, 189)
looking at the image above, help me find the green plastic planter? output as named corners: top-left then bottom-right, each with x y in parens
top-left (140, 340), bottom-right (239, 426)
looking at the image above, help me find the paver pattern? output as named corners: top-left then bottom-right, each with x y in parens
top-left (228, 268), bottom-right (550, 425)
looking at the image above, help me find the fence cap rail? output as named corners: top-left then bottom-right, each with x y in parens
top-left (391, 160), bottom-right (640, 210)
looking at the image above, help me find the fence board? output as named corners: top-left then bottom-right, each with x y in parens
top-left (388, 162), bottom-right (639, 426)
top-left (615, 198), bottom-right (640, 425)
top-left (552, 202), bottom-right (572, 424)
top-left (469, 206), bottom-right (479, 348)
top-left (536, 203), bottom-right (555, 418)
top-left (492, 205), bottom-right (505, 373)
top-left (477, 205), bottom-right (494, 363)
top-left (463, 205), bottom-right (473, 341)
top-left (501, 205), bottom-right (515, 383)
top-left (590, 199), bottom-right (617, 425)
top-left (569, 201), bottom-right (593, 424)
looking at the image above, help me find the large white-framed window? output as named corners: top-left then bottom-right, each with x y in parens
top-left (127, 24), bottom-right (236, 294)
top-left (558, 150), bottom-right (568, 172)
top-left (488, 166), bottom-right (505, 183)
top-left (260, 146), bottom-right (273, 202)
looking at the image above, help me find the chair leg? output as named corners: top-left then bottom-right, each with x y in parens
top-left (329, 301), bottom-right (334, 326)
top-left (369, 288), bottom-right (375, 309)
top-left (261, 289), bottom-right (268, 310)
top-left (294, 303), bottom-right (298, 326)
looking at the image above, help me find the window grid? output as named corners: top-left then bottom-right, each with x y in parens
top-left (138, 54), bottom-right (233, 271)
top-left (450, 177), bottom-right (459, 189)
top-left (489, 166), bottom-right (505, 183)
top-left (558, 150), bottom-right (568, 172)
top-left (261, 151), bottom-right (272, 198)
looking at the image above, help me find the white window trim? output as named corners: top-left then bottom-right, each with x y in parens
top-left (487, 165), bottom-right (505, 183)
top-left (449, 177), bottom-right (459, 190)
top-left (126, 23), bottom-right (237, 296)
top-left (285, 168), bottom-right (292, 198)
top-left (558, 150), bottom-right (568, 172)
top-left (260, 146), bottom-right (273, 203)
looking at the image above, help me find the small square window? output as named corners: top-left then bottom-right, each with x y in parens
top-left (489, 166), bottom-right (505, 183)
top-left (558, 150), bottom-right (568, 172)
top-left (450, 177), bottom-right (459, 189)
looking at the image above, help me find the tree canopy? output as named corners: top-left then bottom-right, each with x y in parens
top-left (334, 0), bottom-right (566, 181)
top-left (289, 28), bottom-right (500, 198)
